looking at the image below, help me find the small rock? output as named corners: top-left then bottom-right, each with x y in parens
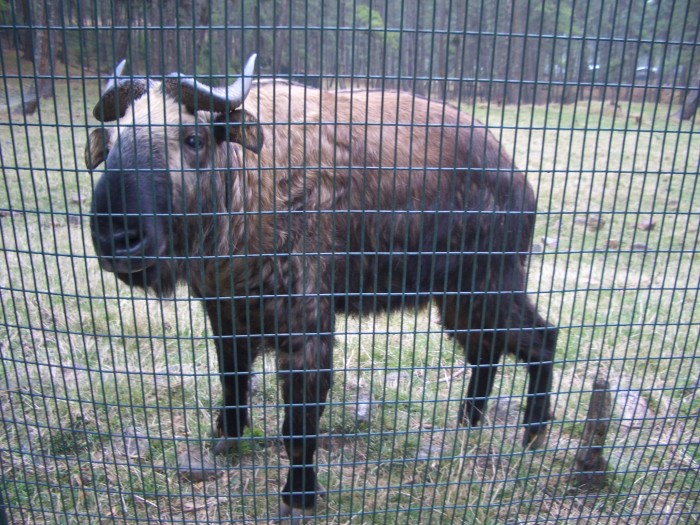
top-left (178, 443), bottom-right (222, 482)
top-left (636, 218), bottom-right (656, 231)
top-left (492, 397), bottom-right (520, 426)
top-left (385, 371), bottom-right (409, 387)
top-left (417, 441), bottom-right (442, 460)
top-left (575, 215), bottom-right (606, 231)
top-left (42, 218), bottom-right (62, 229)
top-left (249, 373), bottom-right (262, 395)
top-left (351, 395), bottom-right (373, 426)
top-left (631, 242), bottom-right (648, 251)
top-left (316, 434), bottom-right (345, 452)
top-left (542, 236), bottom-right (558, 248)
top-left (153, 367), bottom-right (183, 392)
top-left (115, 425), bottom-right (150, 462)
top-left (586, 215), bottom-right (605, 230)
top-left (614, 388), bottom-right (652, 430)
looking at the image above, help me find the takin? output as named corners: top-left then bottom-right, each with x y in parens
top-left (86, 54), bottom-right (557, 517)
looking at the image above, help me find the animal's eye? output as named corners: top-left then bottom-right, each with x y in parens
top-left (184, 134), bottom-right (204, 150)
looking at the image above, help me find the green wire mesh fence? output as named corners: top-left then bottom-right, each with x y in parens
top-left (1, 0), bottom-right (699, 523)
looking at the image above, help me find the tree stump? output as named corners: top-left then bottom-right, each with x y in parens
top-left (573, 376), bottom-right (612, 488)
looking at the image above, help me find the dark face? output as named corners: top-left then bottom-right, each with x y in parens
top-left (90, 132), bottom-right (174, 291)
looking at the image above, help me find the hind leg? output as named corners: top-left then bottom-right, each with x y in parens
top-left (439, 290), bottom-right (556, 447)
top-left (515, 315), bottom-right (557, 448)
top-left (437, 296), bottom-right (503, 428)
top-left (502, 290), bottom-right (557, 448)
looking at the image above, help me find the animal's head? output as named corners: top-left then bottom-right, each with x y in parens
top-left (87, 54), bottom-right (260, 292)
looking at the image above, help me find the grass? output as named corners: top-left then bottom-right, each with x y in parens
top-left (1, 50), bottom-right (699, 524)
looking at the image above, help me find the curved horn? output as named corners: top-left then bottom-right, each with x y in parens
top-left (164, 53), bottom-right (257, 114)
top-left (103, 59), bottom-right (126, 92)
top-left (92, 60), bottom-right (153, 122)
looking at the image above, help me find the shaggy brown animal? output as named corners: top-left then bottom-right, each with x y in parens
top-left (87, 55), bottom-right (557, 517)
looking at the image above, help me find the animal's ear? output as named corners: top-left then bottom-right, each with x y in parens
top-left (85, 128), bottom-right (109, 170)
top-left (214, 109), bottom-right (264, 154)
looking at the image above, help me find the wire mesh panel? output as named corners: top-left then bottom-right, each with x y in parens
top-left (1, 0), bottom-right (699, 523)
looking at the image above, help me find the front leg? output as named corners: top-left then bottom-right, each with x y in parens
top-left (206, 300), bottom-right (259, 454)
top-left (278, 316), bottom-right (333, 515)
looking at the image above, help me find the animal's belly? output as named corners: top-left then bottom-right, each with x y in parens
top-left (331, 251), bottom-right (470, 315)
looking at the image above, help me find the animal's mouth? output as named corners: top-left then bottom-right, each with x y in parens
top-left (111, 263), bottom-right (165, 291)
top-left (95, 231), bottom-right (170, 276)
top-left (92, 212), bottom-right (166, 275)
top-left (98, 254), bottom-right (156, 274)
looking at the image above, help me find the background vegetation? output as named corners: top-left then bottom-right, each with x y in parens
top-left (1, 0), bottom-right (699, 112)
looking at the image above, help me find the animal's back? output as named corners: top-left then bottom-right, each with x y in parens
top-left (248, 82), bottom-right (536, 310)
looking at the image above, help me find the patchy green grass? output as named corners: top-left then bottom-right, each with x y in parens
top-left (1, 54), bottom-right (699, 523)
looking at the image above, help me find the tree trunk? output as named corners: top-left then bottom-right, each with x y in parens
top-left (273, 0), bottom-right (287, 75)
top-left (338, 1), bottom-right (346, 88)
top-left (435, 0), bottom-right (447, 99)
top-left (504, 1), bottom-right (525, 105)
top-left (143, 0), bottom-right (179, 74)
top-left (676, 74), bottom-right (700, 120)
top-left (98, 0), bottom-right (110, 65)
top-left (114, 0), bottom-right (129, 65)
top-left (17, 0), bottom-right (59, 116)
top-left (164, 0), bottom-right (179, 72)
top-left (18, 0), bottom-right (33, 62)
top-left (193, 0), bottom-right (209, 73)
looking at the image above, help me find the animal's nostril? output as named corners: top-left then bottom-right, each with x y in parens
top-left (95, 217), bottom-right (149, 258)
top-left (110, 227), bottom-right (145, 255)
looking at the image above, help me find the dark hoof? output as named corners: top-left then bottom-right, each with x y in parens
top-left (215, 409), bottom-right (248, 440)
top-left (522, 425), bottom-right (548, 449)
top-left (212, 437), bottom-right (238, 456)
top-left (277, 503), bottom-right (308, 524)
top-left (457, 400), bottom-right (484, 427)
top-left (277, 483), bottom-right (324, 523)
